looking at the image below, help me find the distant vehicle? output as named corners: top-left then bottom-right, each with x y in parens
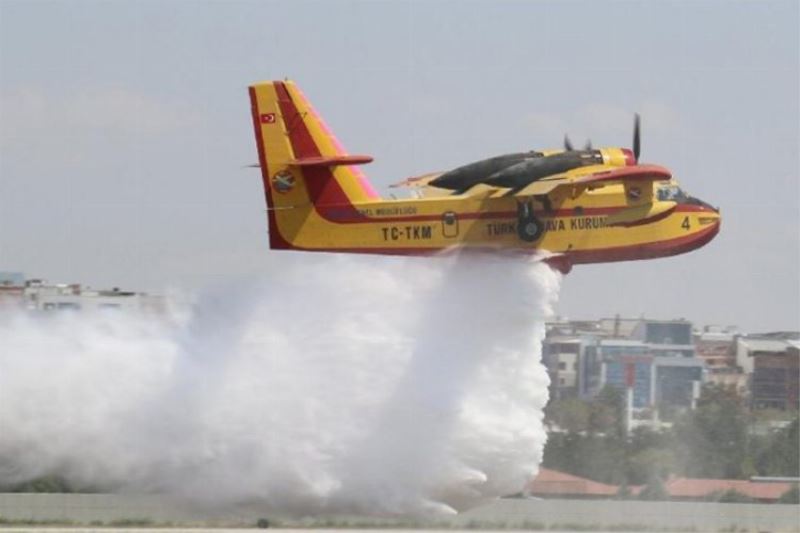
top-left (248, 80), bottom-right (720, 273)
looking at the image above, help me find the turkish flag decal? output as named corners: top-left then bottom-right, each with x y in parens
top-left (260, 113), bottom-right (276, 124)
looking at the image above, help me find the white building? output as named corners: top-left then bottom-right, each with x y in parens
top-left (22, 280), bottom-right (163, 313)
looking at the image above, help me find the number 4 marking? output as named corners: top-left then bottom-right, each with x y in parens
top-left (681, 216), bottom-right (691, 230)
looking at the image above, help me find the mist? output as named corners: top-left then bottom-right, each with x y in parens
top-left (0, 253), bottom-right (560, 516)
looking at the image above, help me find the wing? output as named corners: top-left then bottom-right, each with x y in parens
top-left (514, 164), bottom-right (675, 226)
top-left (513, 164), bottom-right (672, 199)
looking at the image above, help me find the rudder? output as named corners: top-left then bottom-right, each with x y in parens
top-left (249, 80), bottom-right (379, 249)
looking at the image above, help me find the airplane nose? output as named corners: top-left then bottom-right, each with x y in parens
top-left (695, 200), bottom-right (721, 231)
top-left (684, 195), bottom-right (718, 213)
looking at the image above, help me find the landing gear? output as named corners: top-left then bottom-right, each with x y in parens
top-left (517, 200), bottom-right (544, 242)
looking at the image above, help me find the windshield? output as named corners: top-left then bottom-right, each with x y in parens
top-left (657, 184), bottom-right (688, 202)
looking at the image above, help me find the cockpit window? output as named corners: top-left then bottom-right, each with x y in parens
top-left (657, 185), bottom-right (687, 202)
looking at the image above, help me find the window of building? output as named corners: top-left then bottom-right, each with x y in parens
top-left (646, 323), bottom-right (691, 345)
top-left (553, 343), bottom-right (580, 354)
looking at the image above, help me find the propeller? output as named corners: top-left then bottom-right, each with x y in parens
top-left (563, 114), bottom-right (638, 156)
top-left (564, 134), bottom-right (592, 152)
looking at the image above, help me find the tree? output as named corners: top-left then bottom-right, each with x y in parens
top-left (589, 385), bottom-right (626, 438)
top-left (777, 484), bottom-right (799, 504)
top-left (8, 475), bottom-right (73, 493)
top-left (542, 432), bottom-right (626, 485)
top-left (627, 447), bottom-right (677, 485)
top-left (713, 489), bottom-right (754, 503)
top-left (755, 419), bottom-right (799, 477)
top-left (673, 384), bottom-right (751, 479)
top-left (624, 427), bottom-right (676, 483)
top-left (637, 474), bottom-right (669, 501)
top-left (545, 397), bottom-right (590, 433)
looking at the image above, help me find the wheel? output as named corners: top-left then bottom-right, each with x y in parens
top-left (518, 217), bottom-right (543, 242)
top-left (517, 201), bottom-right (544, 242)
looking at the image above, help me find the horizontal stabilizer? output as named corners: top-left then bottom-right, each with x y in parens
top-left (605, 201), bottom-right (676, 227)
top-left (389, 172), bottom-right (444, 188)
top-left (288, 155), bottom-right (373, 167)
top-left (388, 172), bottom-right (455, 198)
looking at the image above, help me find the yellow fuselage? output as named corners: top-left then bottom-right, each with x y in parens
top-left (270, 180), bottom-right (720, 264)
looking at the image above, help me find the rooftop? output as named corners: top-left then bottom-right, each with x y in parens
top-left (739, 338), bottom-right (797, 354)
top-left (745, 331), bottom-right (800, 341)
top-left (528, 468), bottom-right (796, 501)
top-left (600, 339), bottom-right (646, 347)
top-left (528, 468), bottom-right (618, 497)
top-left (653, 356), bottom-right (705, 368)
top-left (662, 477), bottom-right (794, 500)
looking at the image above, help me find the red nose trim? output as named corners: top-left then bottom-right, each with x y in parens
top-left (621, 148), bottom-right (636, 166)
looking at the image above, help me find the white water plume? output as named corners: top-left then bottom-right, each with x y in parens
top-left (0, 253), bottom-right (560, 516)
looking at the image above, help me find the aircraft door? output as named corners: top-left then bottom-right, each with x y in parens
top-left (442, 211), bottom-right (459, 238)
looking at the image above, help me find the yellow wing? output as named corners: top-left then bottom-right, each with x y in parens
top-left (514, 164), bottom-right (672, 199)
top-left (514, 164), bottom-right (675, 226)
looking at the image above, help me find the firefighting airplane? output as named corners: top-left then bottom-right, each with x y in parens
top-left (248, 80), bottom-right (720, 273)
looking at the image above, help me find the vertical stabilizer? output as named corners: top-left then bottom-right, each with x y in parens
top-left (249, 80), bottom-right (379, 248)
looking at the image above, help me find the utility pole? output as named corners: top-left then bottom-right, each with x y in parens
top-left (625, 360), bottom-right (635, 436)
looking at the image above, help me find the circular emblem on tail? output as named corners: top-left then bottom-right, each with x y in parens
top-left (272, 170), bottom-right (296, 194)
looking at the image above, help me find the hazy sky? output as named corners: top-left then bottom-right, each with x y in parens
top-left (1, 0), bottom-right (798, 332)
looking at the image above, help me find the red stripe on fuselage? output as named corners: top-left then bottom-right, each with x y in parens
top-left (316, 206), bottom-right (623, 224)
top-left (273, 220), bottom-right (720, 264)
top-left (567, 220), bottom-right (720, 264)
top-left (316, 202), bottom-right (713, 225)
top-left (609, 206), bottom-right (675, 228)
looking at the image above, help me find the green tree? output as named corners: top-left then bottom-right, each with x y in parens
top-left (714, 489), bottom-right (754, 503)
top-left (637, 474), bottom-right (669, 501)
top-left (755, 419), bottom-right (799, 477)
top-left (627, 447), bottom-right (676, 485)
top-left (624, 427), bottom-right (676, 483)
top-left (589, 385), bottom-right (626, 438)
top-left (673, 384), bottom-right (750, 479)
top-left (616, 481), bottom-right (632, 500)
top-left (542, 432), bottom-right (626, 485)
top-left (777, 484), bottom-right (799, 504)
top-left (8, 476), bottom-right (73, 493)
top-left (545, 397), bottom-right (591, 433)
